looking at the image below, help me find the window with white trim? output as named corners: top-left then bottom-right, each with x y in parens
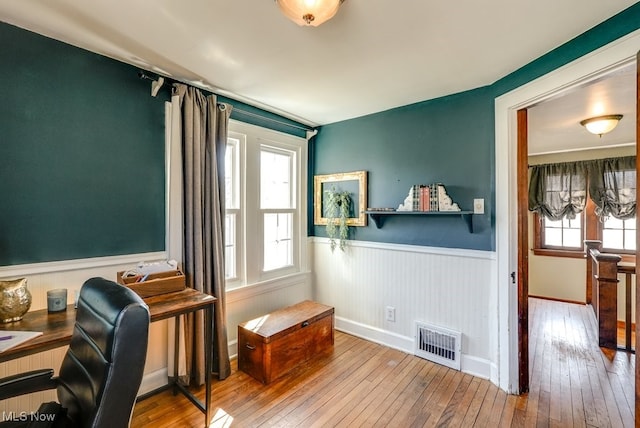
top-left (224, 137), bottom-right (241, 281)
top-left (225, 121), bottom-right (307, 289)
top-left (261, 146), bottom-right (295, 271)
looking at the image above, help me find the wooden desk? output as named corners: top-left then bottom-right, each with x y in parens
top-left (0, 288), bottom-right (216, 427)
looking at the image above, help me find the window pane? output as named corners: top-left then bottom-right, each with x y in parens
top-left (546, 219), bottom-right (562, 229)
top-left (567, 216), bottom-right (580, 228)
top-left (625, 230), bottom-right (636, 250)
top-left (225, 139), bottom-right (239, 209)
top-left (604, 216), bottom-right (623, 229)
top-left (624, 218), bottom-right (636, 230)
top-left (563, 229), bottom-right (581, 248)
top-left (224, 213), bottom-right (236, 279)
top-left (545, 228), bottom-right (562, 247)
top-left (603, 215), bottom-right (635, 250)
top-left (261, 149), bottom-right (292, 209)
top-left (541, 212), bottom-right (584, 250)
top-left (603, 229), bottom-right (623, 249)
top-left (263, 213), bottom-right (293, 271)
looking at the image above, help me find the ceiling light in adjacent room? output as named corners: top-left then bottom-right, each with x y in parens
top-left (276, 0), bottom-right (344, 27)
top-left (580, 114), bottom-right (623, 137)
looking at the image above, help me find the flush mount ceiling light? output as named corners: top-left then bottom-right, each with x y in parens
top-left (580, 114), bottom-right (623, 137)
top-left (276, 0), bottom-right (344, 27)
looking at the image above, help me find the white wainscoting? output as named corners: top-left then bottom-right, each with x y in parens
top-left (311, 237), bottom-right (497, 380)
top-left (225, 271), bottom-right (313, 358)
top-left (0, 255), bottom-right (314, 415)
top-left (0, 254), bottom-right (169, 415)
top-left (0, 238), bottom-right (497, 414)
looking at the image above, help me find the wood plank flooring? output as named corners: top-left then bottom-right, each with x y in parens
top-left (131, 298), bottom-right (635, 427)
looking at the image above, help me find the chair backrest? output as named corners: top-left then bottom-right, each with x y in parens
top-left (56, 277), bottom-right (150, 428)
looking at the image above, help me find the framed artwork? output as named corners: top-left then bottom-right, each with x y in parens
top-left (314, 170), bottom-right (367, 226)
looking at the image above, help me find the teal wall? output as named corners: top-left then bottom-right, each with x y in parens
top-left (313, 87), bottom-right (494, 250)
top-left (0, 22), bottom-right (308, 267)
top-left (3, 2), bottom-right (638, 264)
top-left (312, 3), bottom-right (640, 251)
top-left (0, 23), bottom-right (167, 266)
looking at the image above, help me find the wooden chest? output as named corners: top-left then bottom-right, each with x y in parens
top-left (237, 300), bottom-right (334, 384)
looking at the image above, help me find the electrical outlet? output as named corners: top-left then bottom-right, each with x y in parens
top-left (473, 198), bottom-right (485, 214)
top-left (385, 306), bottom-right (396, 322)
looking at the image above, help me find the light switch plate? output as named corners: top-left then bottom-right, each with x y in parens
top-left (474, 198), bottom-right (484, 214)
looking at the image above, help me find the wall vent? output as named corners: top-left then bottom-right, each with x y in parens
top-left (415, 322), bottom-right (461, 370)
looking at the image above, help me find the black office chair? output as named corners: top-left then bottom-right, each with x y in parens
top-left (0, 277), bottom-right (150, 428)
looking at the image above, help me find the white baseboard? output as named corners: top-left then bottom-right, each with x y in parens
top-left (138, 368), bottom-right (169, 396)
top-left (336, 316), bottom-right (492, 380)
top-left (229, 317), bottom-right (492, 380)
top-left (229, 338), bottom-right (238, 361)
top-left (335, 316), bottom-right (414, 353)
top-left (460, 355), bottom-right (491, 380)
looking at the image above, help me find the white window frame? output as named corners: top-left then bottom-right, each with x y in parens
top-left (224, 135), bottom-right (244, 285)
top-left (260, 144), bottom-right (297, 274)
top-left (226, 120), bottom-right (308, 290)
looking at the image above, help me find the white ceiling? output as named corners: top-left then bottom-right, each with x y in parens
top-left (0, 0), bottom-right (636, 152)
top-left (528, 64), bottom-right (636, 156)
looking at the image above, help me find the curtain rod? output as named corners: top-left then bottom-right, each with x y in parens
top-left (138, 70), bottom-right (315, 132)
top-left (528, 154), bottom-right (636, 169)
top-left (228, 108), bottom-right (314, 132)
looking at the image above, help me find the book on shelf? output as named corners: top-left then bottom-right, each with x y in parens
top-left (0, 330), bottom-right (43, 353)
top-left (419, 185), bottom-right (430, 212)
top-left (429, 183), bottom-right (439, 211)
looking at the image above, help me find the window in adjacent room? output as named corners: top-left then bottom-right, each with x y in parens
top-left (529, 157), bottom-right (637, 259)
top-left (533, 212), bottom-right (584, 257)
top-left (541, 214), bottom-right (583, 249)
top-left (602, 215), bottom-right (636, 252)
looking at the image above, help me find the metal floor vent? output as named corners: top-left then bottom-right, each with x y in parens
top-left (415, 322), bottom-right (461, 370)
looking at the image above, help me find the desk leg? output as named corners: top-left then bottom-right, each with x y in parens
top-left (204, 304), bottom-right (212, 426)
top-left (174, 315), bottom-right (180, 395)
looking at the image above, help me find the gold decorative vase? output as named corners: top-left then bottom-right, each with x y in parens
top-left (0, 278), bottom-right (32, 323)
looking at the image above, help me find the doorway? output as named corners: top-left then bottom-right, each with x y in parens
top-left (520, 64), bottom-right (637, 397)
top-left (494, 31), bottom-right (640, 396)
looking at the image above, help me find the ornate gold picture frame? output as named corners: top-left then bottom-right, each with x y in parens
top-left (314, 170), bottom-right (367, 226)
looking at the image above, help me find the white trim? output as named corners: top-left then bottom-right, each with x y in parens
top-left (227, 119), bottom-right (309, 286)
top-left (495, 29), bottom-right (640, 393)
top-left (311, 236), bottom-right (495, 260)
top-left (138, 368), bottom-right (169, 396)
top-left (0, 251), bottom-right (167, 278)
top-left (226, 271), bottom-right (311, 303)
top-left (335, 316), bottom-right (492, 379)
top-left (336, 316), bottom-right (414, 353)
top-left (166, 98), bottom-right (183, 263)
top-left (461, 355), bottom-right (492, 381)
top-left (228, 338), bottom-right (238, 361)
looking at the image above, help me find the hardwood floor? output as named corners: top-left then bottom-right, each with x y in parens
top-left (131, 298), bottom-right (635, 427)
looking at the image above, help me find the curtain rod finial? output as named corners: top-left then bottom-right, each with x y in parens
top-left (151, 77), bottom-right (164, 97)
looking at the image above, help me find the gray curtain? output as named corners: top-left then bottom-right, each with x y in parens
top-left (528, 161), bottom-right (588, 220)
top-left (588, 156), bottom-right (636, 219)
top-left (173, 83), bottom-right (232, 383)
